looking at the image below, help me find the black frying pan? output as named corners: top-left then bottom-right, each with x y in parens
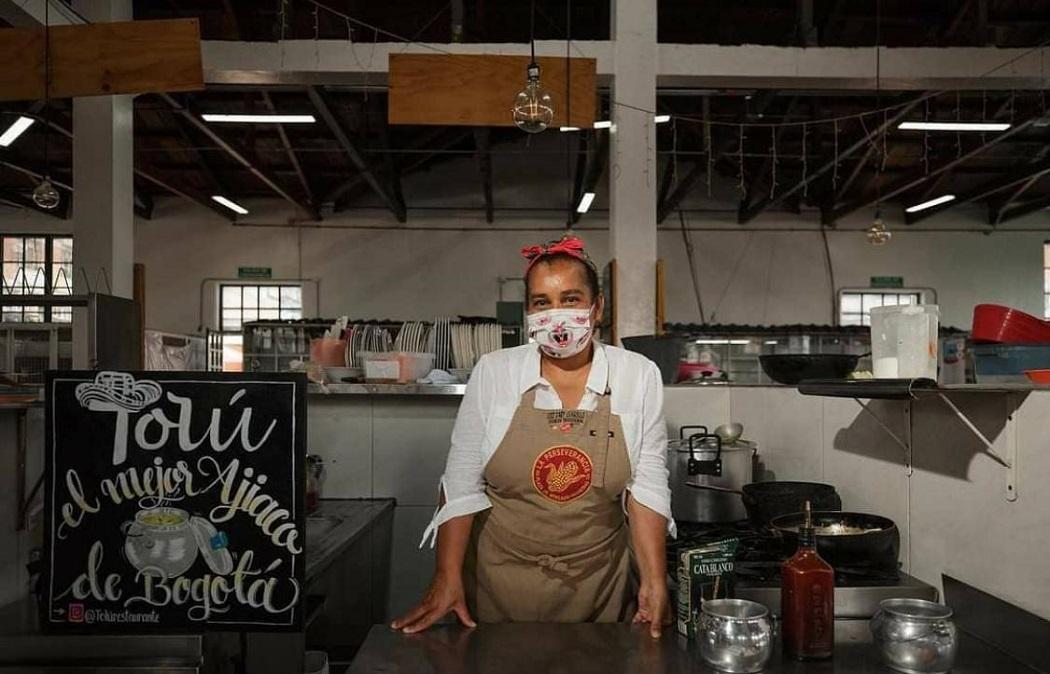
top-left (686, 480), bottom-right (842, 526)
top-left (771, 510), bottom-right (900, 572)
top-left (759, 354), bottom-right (866, 385)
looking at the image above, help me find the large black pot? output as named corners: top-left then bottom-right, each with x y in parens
top-left (759, 354), bottom-right (862, 385)
top-left (741, 481), bottom-right (842, 526)
top-left (771, 511), bottom-right (900, 572)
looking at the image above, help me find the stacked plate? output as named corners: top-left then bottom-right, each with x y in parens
top-left (394, 321), bottom-right (430, 353)
top-left (344, 324), bottom-right (394, 368)
top-left (443, 321), bottom-right (503, 370)
top-left (428, 317), bottom-right (453, 371)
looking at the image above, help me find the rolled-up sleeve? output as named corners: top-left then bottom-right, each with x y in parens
top-left (626, 360), bottom-right (677, 538)
top-left (418, 355), bottom-right (494, 548)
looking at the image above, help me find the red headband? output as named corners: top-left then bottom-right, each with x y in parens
top-left (521, 235), bottom-right (595, 273)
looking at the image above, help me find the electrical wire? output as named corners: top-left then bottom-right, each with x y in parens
top-left (820, 226), bottom-right (837, 325)
top-left (295, 0), bottom-right (1050, 133)
top-left (565, 0), bottom-right (572, 228)
top-left (42, 0), bottom-right (51, 182)
top-left (678, 211), bottom-right (706, 323)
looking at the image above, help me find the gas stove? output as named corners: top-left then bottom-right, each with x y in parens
top-left (668, 521), bottom-right (938, 619)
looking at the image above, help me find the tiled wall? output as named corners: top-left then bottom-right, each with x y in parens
top-left (308, 386), bottom-right (1050, 622)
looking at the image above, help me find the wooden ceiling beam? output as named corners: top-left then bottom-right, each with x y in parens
top-left (473, 127), bottom-right (495, 223)
top-left (0, 188), bottom-right (71, 219)
top-left (158, 92), bottom-right (321, 220)
top-left (829, 118), bottom-right (1037, 224)
top-left (905, 156), bottom-right (1050, 224)
top-left (741, 95), bottom-right (923, 224)
top-left (995, 193), bottom-right (1050, 224)
top-left (262, 90), bottom-right (316, 208)
top-left (571, 130), bottom-right (608, 225)
top-left (306, 86), bottom-right (404, 221)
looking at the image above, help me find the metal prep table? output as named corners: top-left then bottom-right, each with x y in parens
top-left (346, 621), bottom-right (1037, 674)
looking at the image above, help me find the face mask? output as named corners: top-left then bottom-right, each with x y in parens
top-left (527, 306), bottom-right (594, 359)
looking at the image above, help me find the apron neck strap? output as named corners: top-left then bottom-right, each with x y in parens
top-left (518, 385), bottom-right (612, 410)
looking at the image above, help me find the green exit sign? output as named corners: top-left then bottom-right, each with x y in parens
top-left (871, 276), bottom-right (904, 288)
top-left (238, 266), bottom-right (272, 279)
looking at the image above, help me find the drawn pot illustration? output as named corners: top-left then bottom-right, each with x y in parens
top-left (123, 507), bottom-right (233, 578)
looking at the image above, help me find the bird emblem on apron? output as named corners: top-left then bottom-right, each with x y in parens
top-left (532, 446), bottom-right (593, 502)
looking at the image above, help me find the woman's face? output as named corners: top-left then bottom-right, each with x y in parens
top-left (526, 258), bottom-right (604, 326)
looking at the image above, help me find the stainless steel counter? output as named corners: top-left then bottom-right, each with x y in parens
top-left (347, 621), bottom-right (1036, 673)
top-left (306, 498), bottom-right (395, 582)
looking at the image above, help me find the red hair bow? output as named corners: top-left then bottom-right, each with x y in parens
top-left (521, 235), bottom-right (591, 272)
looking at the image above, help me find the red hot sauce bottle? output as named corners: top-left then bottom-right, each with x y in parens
top-left (781, 501), bottom-right (834, 660)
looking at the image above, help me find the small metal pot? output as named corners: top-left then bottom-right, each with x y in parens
top-left (870, 598), bottom-right (958, 674)
top-left (699, 599), bottom-right (774, 674)
top-left (668, 426), bottom-right (756, 523)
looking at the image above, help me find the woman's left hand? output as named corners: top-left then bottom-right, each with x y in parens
top-left (632, 579), bottom-right (670, 638)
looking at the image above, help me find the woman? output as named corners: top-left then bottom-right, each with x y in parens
top-left (392, 235), bottom-right (675, 636)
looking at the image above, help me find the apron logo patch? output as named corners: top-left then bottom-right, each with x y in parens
top-left (556, 421), bottom-right (574, 433)
top-left (532, 446), bottom-right (593, 503)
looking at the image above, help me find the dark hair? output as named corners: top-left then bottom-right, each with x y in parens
top-left (524, 253), bottom-right (601, 301)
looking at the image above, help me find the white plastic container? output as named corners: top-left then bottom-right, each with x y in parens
top-left (870, 304), bottom-right (940, 380)
top-left (362, 352), bottom-right (436, 383)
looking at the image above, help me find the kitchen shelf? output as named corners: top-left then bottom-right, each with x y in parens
top-left (797, 379), bottom-right (1042, 399)
top-left (798, 378), bottom-right (1027, 499)
top-left (310, 383), bottom-right (466, 396)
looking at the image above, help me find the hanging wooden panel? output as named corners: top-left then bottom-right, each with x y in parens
top-left (0, 18), bottom-right (203, 102)
top-left (388, 53), bottom-right (596, 128)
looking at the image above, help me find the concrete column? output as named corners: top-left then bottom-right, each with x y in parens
top-left (609, 0), bottom-right (658, 340)
top-left (71, 0), bottom-right (134, 366)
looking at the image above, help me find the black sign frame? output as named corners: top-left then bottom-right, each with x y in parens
top-left (43, 370), bottom-right (307, 634)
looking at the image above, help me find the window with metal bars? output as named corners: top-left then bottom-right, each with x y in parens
top-left (839, 289), bottom-right (925, 327)
top-left (1, 234), bottom-right (73, 323)
top-left (217, 284), bottom-right (303, 371)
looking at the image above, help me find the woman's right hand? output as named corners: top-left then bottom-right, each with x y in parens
top-left (390, 571), bottom-right (477, 634)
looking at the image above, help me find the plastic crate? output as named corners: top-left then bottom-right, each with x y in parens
top-left (972, 343), bottom-right (1050, 384)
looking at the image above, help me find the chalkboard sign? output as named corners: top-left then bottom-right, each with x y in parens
top-left (43, 371), bottom-right (306, 633)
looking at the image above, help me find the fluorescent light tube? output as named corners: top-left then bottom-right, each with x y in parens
top-left (576, 192), bottom-right (596, 214)
top-left (559, 126), bottom-right (581, 132)
top-left (211, 195), bottom-right (249, 215)
top-left (201, 114), bottom-right (316, 124)
top-left (593, 120), bottom-right (613, 129)
top-left (905, 194), bottom-right (956, 213)
top-left (654, 115), bottom-right (671, 124)
top-left (0, 116), bottom-right (34, 147)
top-left (898, 121), bottom-right (1011, 132)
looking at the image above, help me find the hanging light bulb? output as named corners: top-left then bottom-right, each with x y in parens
top-left (866, 209), bottom-right (892, 246)
top-left (512, 62), bottom-right (554, 133)
top-left (32, 176), bottom-right (60, 210)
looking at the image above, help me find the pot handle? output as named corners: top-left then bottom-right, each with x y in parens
top-left (685, 482), bottom-right (743, 495)
top-left (688, 433), bottom-right (723, 477)
top-left (679, 425), bottom-right (709, 440)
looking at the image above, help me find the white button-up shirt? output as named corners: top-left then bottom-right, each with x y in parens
top-left (420, 341), bottom-right (676, 547)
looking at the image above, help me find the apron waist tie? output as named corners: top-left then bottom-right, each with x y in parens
top-left (484, 517), bottom-right (626, 573)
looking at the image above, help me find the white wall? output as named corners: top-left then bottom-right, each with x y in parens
top-left (662, 386), bottom-right (1050, 621)
top-left (1, 194), bottom-right (1046, 335)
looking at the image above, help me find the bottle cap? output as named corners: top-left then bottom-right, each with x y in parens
top-left (799, 500), bottom-right (817, 547)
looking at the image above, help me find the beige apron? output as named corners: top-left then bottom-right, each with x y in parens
top-left (465, 387), bottom-right (635, 623)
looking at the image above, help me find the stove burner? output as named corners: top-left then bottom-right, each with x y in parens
top-left (667, 520), bottom-right (900, 586)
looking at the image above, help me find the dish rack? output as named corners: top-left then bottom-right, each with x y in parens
top-left (244, 318), bottom-right (519, 373)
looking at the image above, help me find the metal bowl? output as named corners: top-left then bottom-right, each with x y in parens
top-left (698, 599), bottom-right (773, 674)
top-left (870, 598), bottom-right (958, 674)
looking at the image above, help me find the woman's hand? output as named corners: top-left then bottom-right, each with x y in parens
top-left (632, 578), bottom-right (670, 638)
top-left (391, 571), bottom-right (477, 634)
